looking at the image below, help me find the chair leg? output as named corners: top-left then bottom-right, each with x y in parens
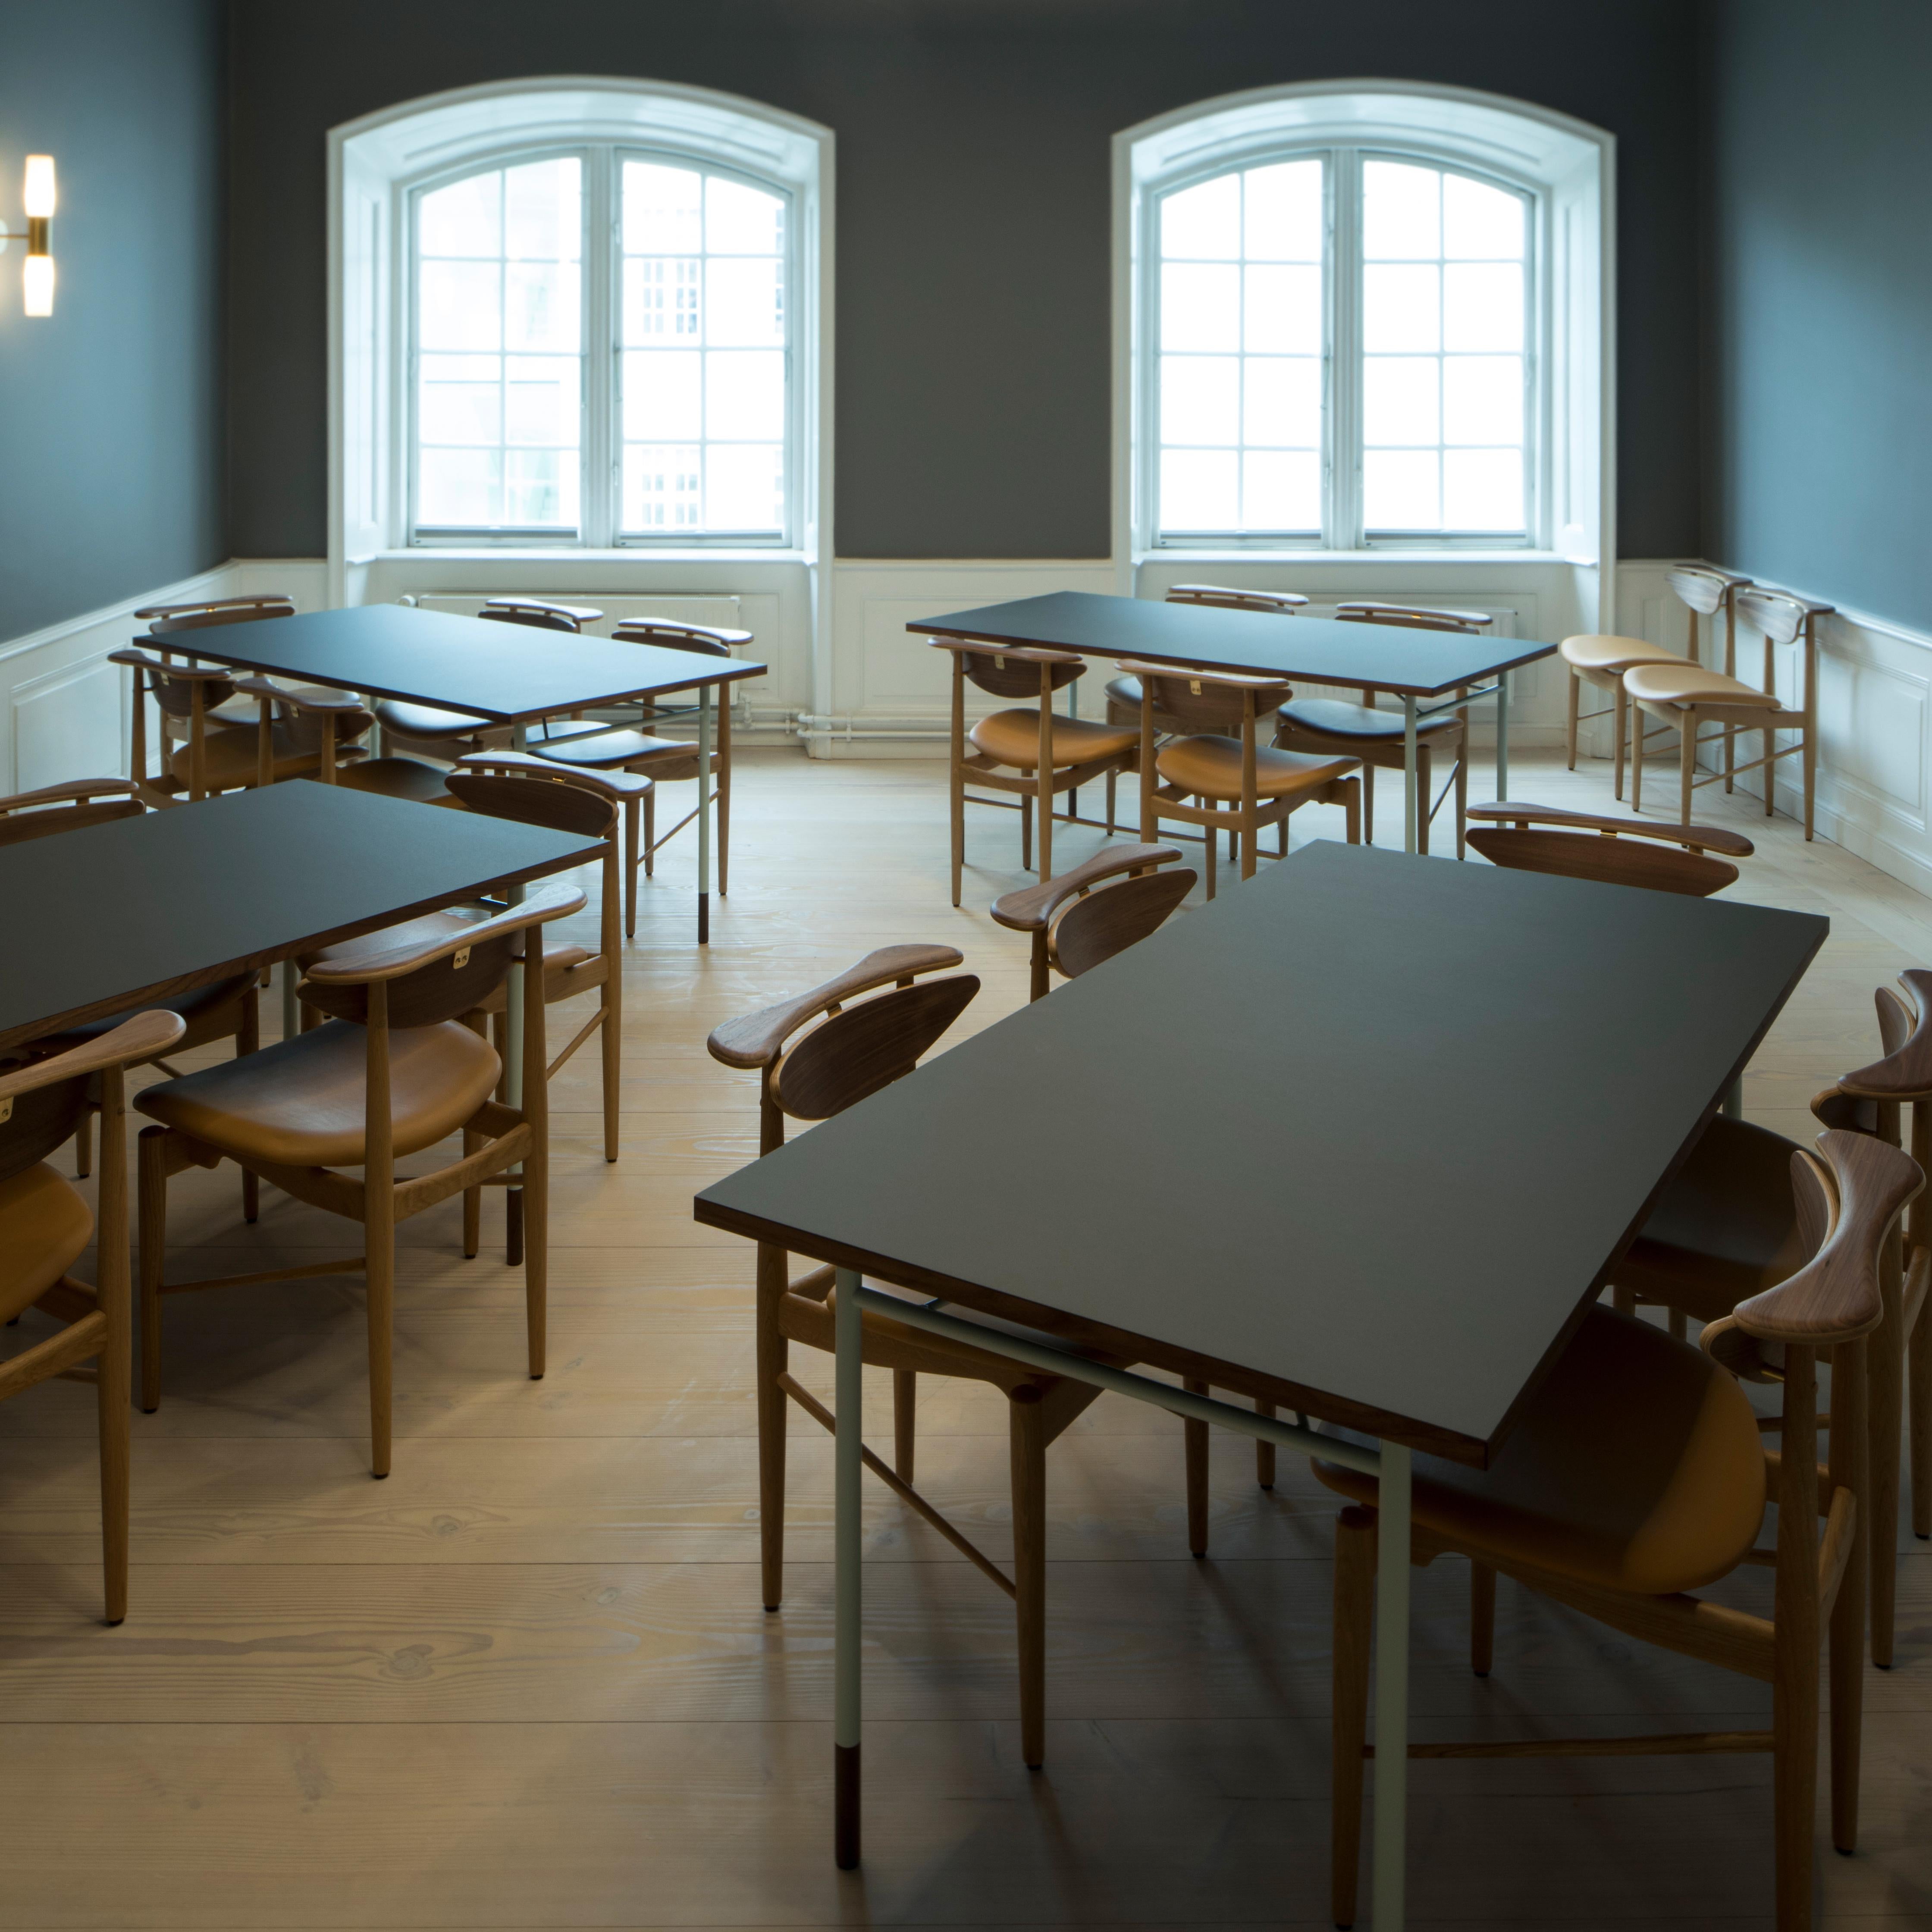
top-left (1912, 1302), bottom-right (1931, 1539)
top-left (1470, 1560), bottom-right (1495, 1677)
top-left (1277, 816), bottom-right (1288, 857)
top-left (1725, 717), bottom-right (1737, 794)
top-left (461, 1126), bottom-right (482, 1259)
top-left (1343, 777), bottom-right (1361, 846)
top-left (1105, 768), bottom-right (1116, 836)
top-left (365, 1214), bottom-right (395, 1481)
top-left (1453, 744), bottom-right (1468, 860)
top-left (1019, 787), bottom-right (1032, 873)
top-left (1361, 762), bottom-right (1375, 845)
top-left (1631, 699), bottom-right (1645, 812)
top-left (1255, 1398), bottom-right (1276, 1489)
top-left (1565, 668), bottom-right (1580, 770)
top-left (600, 998), bottom-right (620, 1165)
top-left (1010, 1386), bottom-right (1048, 1769)
top-left (1803, 722), bottom-right (1817, 842)
top-left (238, 997), bottom-right (260, 1223)
top-left (1203, 819), bottom-right (1217, 901)
top-left (136, 1127), bottom-right (168, 1414)
top-left (950, 759), bottom-right (965, 908)
top-left (74, 1104), bottom-right (93, 1180)
top-left (523, 1119), bottom-right (549, 1388)
top-left (1184, 1376), bottom-right (1210, 1557)
top-left (1765, 722), bottom-right (1776, 818)
top-left (1612, 687), bottom-right (1628, 800)
top-left (643, 787), bottom-right (656, 879)
top-left (1680, 713), bottom-right (1697, 826)
top-left (1869, 1294), bottom-right (1903, 1668)
top-left (1331, 1504), bottom-right (1377, 1930)
top-left (624, 796), bottom-right (640, 938)
top-left (96, 1317), bottom-right (130, 1627)
top-left (1829, 1337), bottom-right (1869, 1856)
top-left (756, 1247), bottom-right (788, 1610)
top-left (894, 1369), bottom-right (917, 1482)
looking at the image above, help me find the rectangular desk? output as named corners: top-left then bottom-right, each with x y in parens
top-left (147, 603), bottom-right (767, 943)
top-left (910, 590), bottom-right (1559, 856)
top-left (695, 841), bottom-right (1828, 1927)
top-left (0, 782), bottom-right (599, 1050)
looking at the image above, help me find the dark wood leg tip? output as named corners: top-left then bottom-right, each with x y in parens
top-left (834, 1741), bottom-right (860, 1869)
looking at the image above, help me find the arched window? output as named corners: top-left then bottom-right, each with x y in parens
top-left (1120, 83), bottom-right (1611, 563)
top-left (331, 80), bottom-right (829, 581)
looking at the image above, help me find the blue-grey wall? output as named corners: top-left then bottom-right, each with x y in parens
top-left (0, 0), bottom-right (225, 640)
top-left (1704, 0), bottom-right (1932, 631)
top-left (225, 0), bottom-right (1703, 561)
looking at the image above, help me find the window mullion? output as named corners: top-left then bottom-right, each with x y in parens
top-left (1328, 148), bottom-right (1363, 550)
top-left (580, 147), bottom-right (614, 548)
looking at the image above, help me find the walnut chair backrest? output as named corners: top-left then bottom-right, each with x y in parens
top-left (959, 648), bottom-right (1083, 702)
top-left (113, 647), bottom-right (238, 721)
top-left (477, 602), bottom-right (584, 634)
top-left (991, 843), bottom-right (1192, 999)
top-left (141, 595), bottom-right (295, 635)
top-left (0, 1011), bottom-right (184, 1185)
top-left (1334, 602), bottom-right (1493, 635)
top-left (1464, 803), bottom-right (1752, 898)
top-left (445, 768), bottom-right (621, 960)
top-left (612, 619), bottom-right (734, 658)
top-left (0, 779), bottom-right (142, 850)
top-left (1135, 666), bottom-right (1293, 734)
top-left (1165, 585), bottom-right (1306, 615)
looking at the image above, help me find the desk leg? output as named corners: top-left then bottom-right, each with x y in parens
top-left (1402, 699), bottom-right (1419, 856)
top-left (1496, 671), bottom-right (1511, 803)
top-left (280, 962), bottom-right (298, 1042)
top-left (505, 723), bottom-right (528, 1261)
top-left (834, 1264), bottom-right (863, 1867)
top-left (1723, 1076), bottom-right (1744, 1120)
top-left (697, 684), bottom-right (712, 946)
top-left (1372, 1441), bottom-right (1411, 1929)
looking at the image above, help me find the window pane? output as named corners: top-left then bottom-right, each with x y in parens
top-left (1364, 449), bottom-right (1440, 528)
top-left (706, 257), bottom-right (783, 346)
top-left (1242, 264), bottom-right (1321, 355)
top-left (707, 176), bottom-right (784, 254)
top-left (624, 257), bottom-right (701, 345)
top-left (420, 260), bottom-right (501, 351)
top-left (1362, 265), bottom-right (1439, 352)
top-left (1162, 263), bottom-right (1240, 353)
top-left (419, 173), bottom-right (500, 257)
top-left (706, 443), bottom-right (784, 529)
top-left (504, 157), bottom-right (579, 261)
top-left (1243, 160), bottom-right (1322, 262)
top-left (1443, 173), bottom-right (1524, 260)
top-left (623, 162), bottom-right (703, 254)
top-left (1363, 356), bottom-right (1440, 446)
top-left (1443, 448), bottom-right (1523, 530)
top-left (418, 447), bottom-right (502, 525)
top-left (505, 447), bottom-right (576, 527)
top-left (1160, 448), bottom-right (1239, 530)
top-left (624, 349), bottom-right (703, 440)
top-left (1363, 161), bottom-right (1440, 260)
top-left (506, 260), bottom-right (578, 352)
top-left (1160, 356), bottom-right (1239, 445)
top-left (1443, 355), bottom-right (1522, 445)
top-left (1243, 357), bottom-right (1321, 448)
top-left (623, 443), bottom-right (702, 528)
top-left (1443, 263), bottom-right (1523, 352)
top-left (1242, 450), bottom-right (1320, 530)
top-left (705, 350), bottom-right (785, 441)
top-left (419, 355), bottom-right (501, 444)
top-left (505, 357), bottom-right (579, 445)
top-left (1161, 174), bottom-right (1240, 259)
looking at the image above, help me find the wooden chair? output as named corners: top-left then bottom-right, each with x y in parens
top-left (1272, 605), bottom-right (1492, 858)
top-left (1669, 565), bottom-right (1757, 790)
top-left (1558, 631), bottom-right (1691, 799)
top-left (1628, 586), bottom-right (1832, 839)
top-left (935, 640), bottom-right (1140, 905)
top-left (135, 595), bottom-right (298, 742)
top-left (708, 944), bottom-right (1181, 1768)
top-left (991, 844), bottom-right (1194, 1001)
top-left (2, 780), bottom-right (261, 1188)
top-left (0, 1010), bottom-right (183, 1624)
top-left (1125, 661), bottom-right (1360, 897)
top-left (1465, 801), bottom-right (1754, 896)
top-left (477, 598), bottom-right (602, 632)
top-left (1325, 1128), bottom-right (1920, 1932)
top-left (133, 881), bottom-right (584, 1477)
top-left (597, 617), bottom-right (754, 732)
top-left (232, 679), bottom-right (457, 808)
top-left (528, 621), bottom-right (735, 923)
top-left (1105, 586), bottom-right (1308, 735)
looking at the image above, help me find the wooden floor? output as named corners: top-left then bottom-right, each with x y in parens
top-left (3, 748), bottom-right (1930, 1930)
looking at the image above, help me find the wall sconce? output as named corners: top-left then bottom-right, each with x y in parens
top-left (0, 156), bottom-right (56, 316)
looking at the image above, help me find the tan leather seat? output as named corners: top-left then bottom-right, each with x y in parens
top-left (1317, 1305), bottom-right (1765, 1596)
top-left (135, 1020), bottom-right (500, 1168)
top-left (166, 718), bottom-right (350, 790)
top-left (1156, 735), bottom-right (1358, 801)
top-left (0, 1164), bottom-right (93, 1319)
top-left (968, 709), bottom-right (1139, 772)
top-left (373, 698), bottom-right (494, 742)
top-left (1617, 1116), bottom-right (1806, 1323)
top-left (1559, 633), bottom-right (1683, 674)
top-left (1624, 662), bottom-right (1780, 708)
top-left (1274, 696), bottom-right (1463, 741)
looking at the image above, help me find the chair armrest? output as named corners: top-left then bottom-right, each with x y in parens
top-left (991, 844), bottom-right (1184, 932)
top-left (1, 1010), bottom-right (185, 1097)
top-left (108, 647), bottom-right (232, 680)
top-left (1116, 659), bottom-right (1292, 691)
top-left (302, 881), bottom-right (587, 985)
top-left (707, 944), bottom-right (966, 1069)
top-left (1837, 968), bottom-right (1932, 1099)
top-left (0, 778), bottom-right (140, 815)
top-left (1465, 800), bottom-right (1754, 858)
top-left (233, 676), bottom-right (367, 717)
top-left (457, 750), bottom-right (655, 797)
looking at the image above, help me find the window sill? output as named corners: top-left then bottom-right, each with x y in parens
top-left (1135, 549), bottom-right (1590, 567)
top-left (359, 547), bottom-right (813, 567)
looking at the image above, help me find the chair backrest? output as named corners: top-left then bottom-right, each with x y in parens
top-left (0, 1010), bottom-right (183, 1185)
top-left (991, 843), bottom-right (1192, 998)
top-left (1735, 587), bottom-right (1830, 649)
top-left (611, 618), bottom-right (737, 657)
top-left (300, 880), bottom-right (586, 1029)
top-left (1334, 602), bottom-right (1493, 635)
top-left (110, 646), bottom-right (238, 721)
top-left (0, 779), bottom-right (142, 849)
top-left (1165, 585), bottom-right (1306, 615)
top-left (706, 943), bottom-right (974, 1147)
top-left (1463, 802), bottom-right (1751, 897)
top-left (477, 599), bottom-right (597, 634)
top-left (959, 647), bottom-right (1083, 701)
top-left (1666, 567), bottom-right (1749, 619)
top-left (139, 594), bottom-right (295, 634)
top-left (1120, 661), bottom-right (1293, 735)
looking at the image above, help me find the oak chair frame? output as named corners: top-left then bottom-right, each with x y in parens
top-left (0, 1010), bottom-right (185, 1625)
top-left (230, 677), bottom-right (456, 809)
top-left (134, 882), bottom-right (583, 1477)
top-left (135, 595), bottom-right (299, 747)
top-left (990, 844), bottom-right (1192, 1002)
top-left (1106, 585), bottom-right (1309, 749)
top-left (1329, 1129), bottom-right (1920, 1932)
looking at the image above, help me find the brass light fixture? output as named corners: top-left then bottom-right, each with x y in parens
top-left (0, 156), bottom-right (56, 316)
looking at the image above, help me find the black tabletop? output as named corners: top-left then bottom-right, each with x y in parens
top-left (163, 605), bottom-right (768, 724)
top-left (910, 590), bottom-right (1553, 697)
top-left (696, 842), bottom-right (1826, 1464)
top-left (1, 783), bottom-right (600, 1049)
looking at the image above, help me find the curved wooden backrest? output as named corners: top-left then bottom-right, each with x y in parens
top-left (1466, 826), bottom-right (1738, 897)
top-left (990, 843), bottom-right (1184, 932)
top-left (960, 649), bottom-right (1083, 700)
top-left (481, 597), bottom-right (602, 627)
top-left (1051, 867), bottom-right (1196, 978)
top-left (1123, 661), bottom-right (1292, 733)
top-left (1335, 602), bottom-right (1492, 634)
top-left (1666, 567), bottom-right (1748, 618)
top-left (141, 595), bottom-right (295, 633)
top-left (1836, 969), bottom-right (1932, 1101)
top-left (0, 779), bottom-right (142, 848)
top-left (477, 602), bottom-right (583, 634)
top-left (1165, 584), bottom-right (1306, 615)
top-left (708, 944), bottom-right (965, 1070)
top-left (774, 975), bottom-right (980, 1122)
top-left (0, 1010), bottom-right (185, 1185)
top-left (446, 769), bottom-right (617, 840)
top-left (1735, 587), bottom-right (1830, 647)
top-left (110, 646), bottom-right (238, 720)
top-left (611, 619), bottom-right (737, 656)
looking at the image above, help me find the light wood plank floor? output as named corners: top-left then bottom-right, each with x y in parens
top-left (3, 749), bottom-right (1929, 1929)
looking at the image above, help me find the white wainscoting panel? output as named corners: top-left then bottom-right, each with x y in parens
top-left (11, 658), bottom-right (124, 793)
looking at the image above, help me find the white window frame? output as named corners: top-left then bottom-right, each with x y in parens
top-left (1116, 82), bottom-right (1612, 572)
top-left (329, 78), bottom-right (832, 597)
